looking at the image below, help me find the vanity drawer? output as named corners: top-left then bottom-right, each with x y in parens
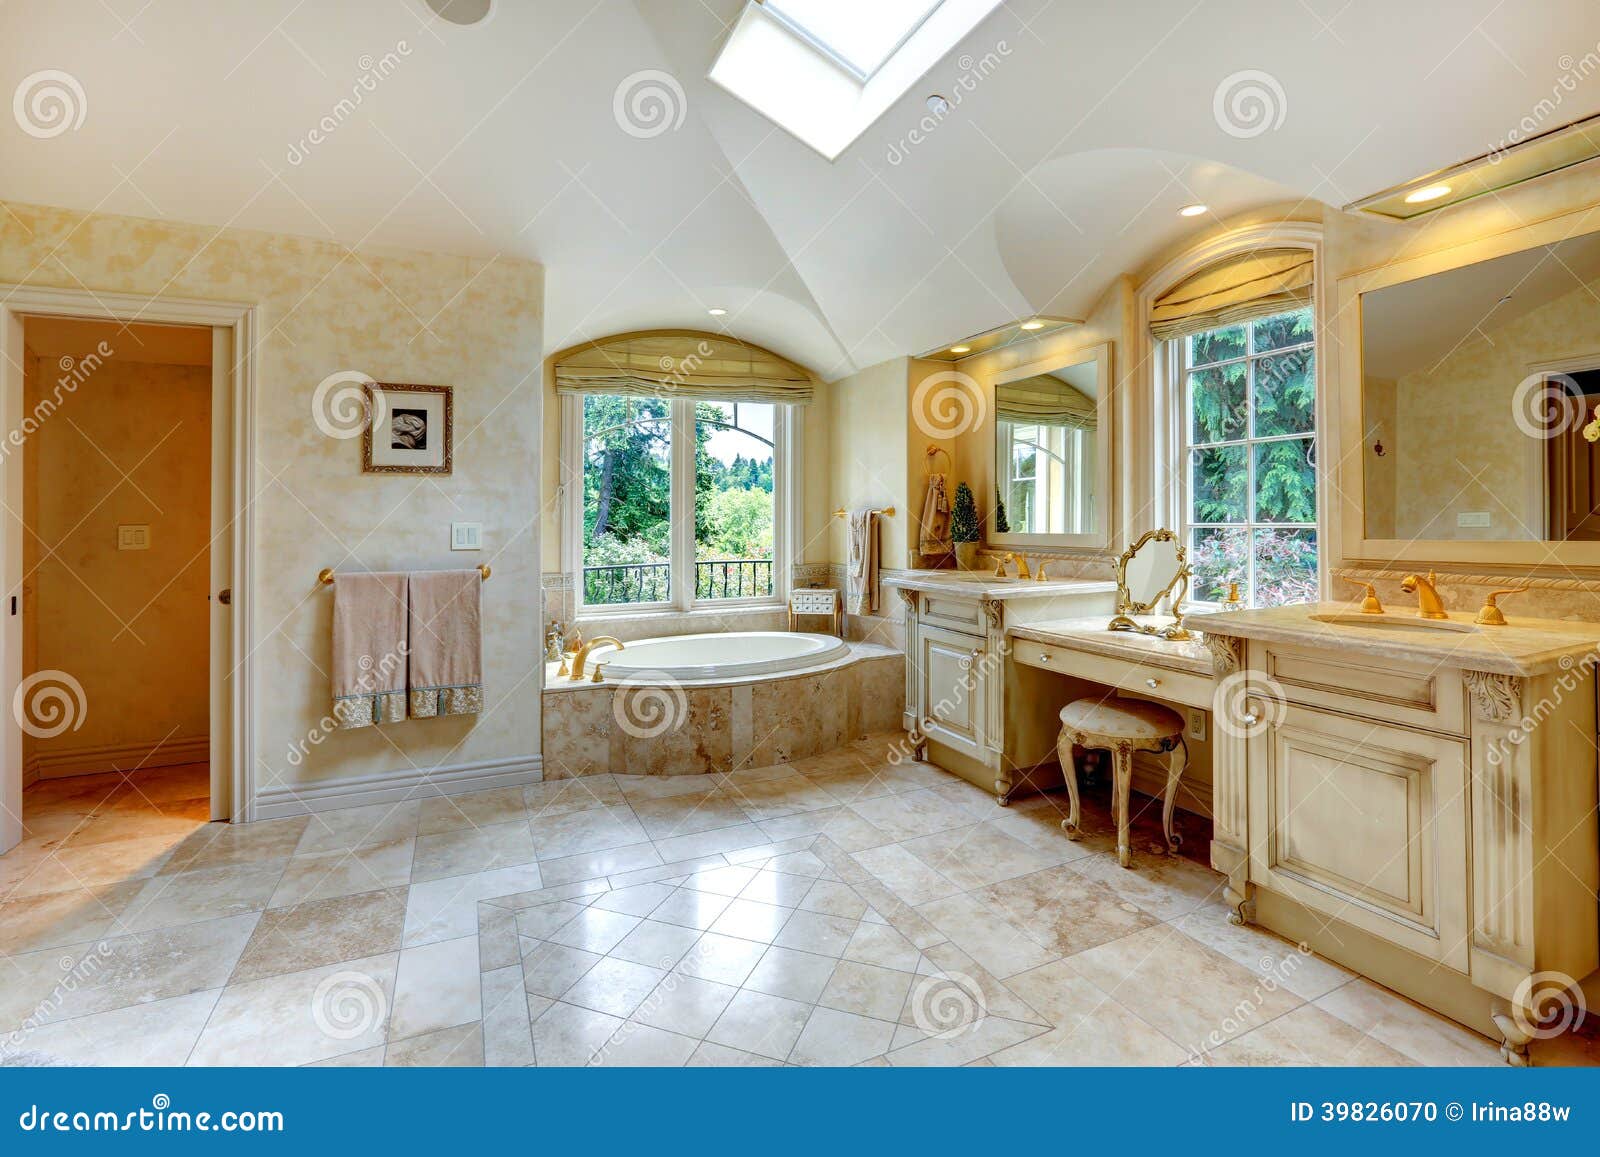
top-left (1256, 642), bottom-right (1465, 736)
top-left (919, 593), bottom-right (986, 634)
top-left (1012, 638), bottom-right (1211, 709)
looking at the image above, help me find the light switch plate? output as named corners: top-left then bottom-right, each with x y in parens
top-left (117, 524), bottom-right (150, 551)
top-left (1457, 511), bottom-right (1492, 528)
top-left (451, 522), bottom-right (482, 551)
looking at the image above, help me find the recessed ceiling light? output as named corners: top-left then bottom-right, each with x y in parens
top-left (1178, 203), bottom-right (1208, 217)
top-left (1019, 320), bottom-right (1044, 331)
top-left (425, 0), bottom-right (493, 26)
top-left (707, 307), bottom-right (727, 316)
top-left (949, 345), bottom-right (970, 354)
top-left (1404, 183), bottom-right (1452, 204)
top-left (927, 94), bottom-right (950, 115)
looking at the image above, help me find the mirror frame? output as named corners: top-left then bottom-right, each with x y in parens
top-left (985, 341), bottom-right (1113, 551)
top-left (1336, 214), bottom-right (1600, 570)
top-left (1108, 527), bottom-right (1192, 637)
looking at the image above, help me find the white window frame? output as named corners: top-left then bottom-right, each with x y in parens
top-left (1178, 312), bottom-right (1319, 609)
top-left (562, 394), bottom-right (794, 619)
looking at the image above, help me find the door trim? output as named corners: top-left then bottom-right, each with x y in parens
top-left (0, 284), bottom-right (258, 848)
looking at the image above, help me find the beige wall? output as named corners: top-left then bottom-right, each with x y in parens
top-left (0, 199), bottom-right (545, 806)
top-left (22, 337), bottom-right (210, 774)
top-left (828, 356), bottom-right (912, 568)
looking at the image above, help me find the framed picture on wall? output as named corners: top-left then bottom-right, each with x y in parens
top-left (363, 383), bottom-right (453, 474)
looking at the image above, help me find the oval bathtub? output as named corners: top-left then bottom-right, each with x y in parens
top-left (595, 631), bottom-right (850, 681)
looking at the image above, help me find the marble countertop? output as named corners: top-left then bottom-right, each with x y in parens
top-left (882, 570), bottom-right (1117, 602)
top-left (1186, 601), bottom-right (1600, 677)
top-left (1010, 615), bottom-right (1214, 675)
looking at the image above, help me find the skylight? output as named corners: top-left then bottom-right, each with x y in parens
top-left (709, 0), bottom-right (1004, 161)
top-left (764, 0), bottom-right (943, 79)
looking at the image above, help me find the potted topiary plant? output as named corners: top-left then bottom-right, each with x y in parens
top-left (994, 485), bottom-right (1010, 534)
top-left (951, 482), bottom-right (980, 570)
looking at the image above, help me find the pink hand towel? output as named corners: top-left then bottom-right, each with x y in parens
top-left (330, 572), bottom-right (409, 728)
top-left (407, 569), bottom-right (484, 719)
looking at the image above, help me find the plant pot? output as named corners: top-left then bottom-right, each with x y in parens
top-left (954, 542), bottom-right (980, 571)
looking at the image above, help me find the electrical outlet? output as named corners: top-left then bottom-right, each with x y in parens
top-left (1186, 707), bottom-right (1207, 742)
top-left (451, 522), bottom-right (482, 550)
top-left (117, 524), bottom-right (150, 551)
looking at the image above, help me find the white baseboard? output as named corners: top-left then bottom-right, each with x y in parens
top-left (28, 735), bottom-right (211, 780)
top-left (252, 754), bottom-right (543, 821)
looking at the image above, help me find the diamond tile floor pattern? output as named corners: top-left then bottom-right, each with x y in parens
top-left (2, 738), bottom-right (1595, 1067)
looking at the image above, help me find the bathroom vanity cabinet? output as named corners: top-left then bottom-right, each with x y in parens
top-left (883, 573), bottom-right (1117, 802)
top-left (1196, 604), bottom-right (1600, 1063)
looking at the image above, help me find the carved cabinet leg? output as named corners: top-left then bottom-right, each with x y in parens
top-left (1112, 742), bottom-right (1134, 868)
top-left (1057, 734), bottom-right (1083, 841)
top-left (1491, 1007), bottom-right (1534, 1067)
top-left (1161, 739), bottom-right (1188, 854)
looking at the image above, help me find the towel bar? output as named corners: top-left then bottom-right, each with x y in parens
top-left (318, 564), bottom-right (490, 585)
top-left (831, 506), bottom-right (895, 518)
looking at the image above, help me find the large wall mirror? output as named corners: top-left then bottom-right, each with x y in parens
top-left (989, 341), bottom-right (1112, 549)
top-left (1360, 233), bottom-right (1600, 546)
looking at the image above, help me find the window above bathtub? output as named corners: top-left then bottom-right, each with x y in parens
top-left (562, 395), bottom-right (797, 617)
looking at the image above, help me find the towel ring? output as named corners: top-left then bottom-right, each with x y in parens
top-left (924, 444), bottom-right (951, 474)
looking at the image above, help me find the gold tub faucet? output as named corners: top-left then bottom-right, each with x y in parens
top-left (1399, 571), bottom-right (1448, 620)
top-left (570, 636), bottom-right (623, 680)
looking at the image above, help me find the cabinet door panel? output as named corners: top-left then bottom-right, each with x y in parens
top-left (918, 625), bottom-right (984, 759)
top-left (1248, 704), bottom-right (1469, 971)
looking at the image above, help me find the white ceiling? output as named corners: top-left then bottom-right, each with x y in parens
top-left (4, 0), bottom-right (1600, 381)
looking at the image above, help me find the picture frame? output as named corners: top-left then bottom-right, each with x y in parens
top-left (363, 382), bottom-right (453, 475)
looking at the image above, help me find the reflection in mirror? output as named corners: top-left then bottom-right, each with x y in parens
top-left (1362, 233), bottom-right (1600, 543)
top-left (995, 356), bottom-right (1097, 535)
top-left (1109, 529), bottom-right (1191, 639)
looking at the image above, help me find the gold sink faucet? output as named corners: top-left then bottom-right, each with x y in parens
top-left (570, 635), bottom-right (623, 680)
top-left (1399, 571), bottom-right (1447, 620)
top-left (993, 552), bottom-right (1014, 577)
top-left (1015, 555), bottom-right (1032, 579)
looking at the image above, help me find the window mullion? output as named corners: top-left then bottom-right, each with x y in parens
top-left (671, 398), bottom-right (694, 611)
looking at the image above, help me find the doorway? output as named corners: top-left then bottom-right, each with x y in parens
top-left (0, 288), bottom-right (254, 857)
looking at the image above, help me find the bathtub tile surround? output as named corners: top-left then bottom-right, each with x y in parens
top-left (543, 643), bottom-right (903, 778)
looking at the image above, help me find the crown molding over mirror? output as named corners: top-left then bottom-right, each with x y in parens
top-left (1334, 206), bottom-right (1600, 572)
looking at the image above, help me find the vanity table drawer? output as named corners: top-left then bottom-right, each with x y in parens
top-left (1012, 639), bottom-right (1211, 709)
top-left (919, 593), bottom-right (986, 634)
top-left (1257, 643), bottom-right (1465, 736)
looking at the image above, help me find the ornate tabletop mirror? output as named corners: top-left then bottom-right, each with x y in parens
top-left (1109, 528), bottom-right (1191, 639)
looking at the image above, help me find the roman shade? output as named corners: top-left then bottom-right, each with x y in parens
top-left (1149, 248), bottom-right (1314, 342)
top-left (995, 376), bottom-right (1097, 429)
top-left (553, 330), bottom-right (815, 405)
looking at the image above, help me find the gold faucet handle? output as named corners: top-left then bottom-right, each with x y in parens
top-left (1475, 586), bottom-right (1529, 626)
top-left (994, 552), bottom-right (1012, 577)
top-left (1346, 580), bottom-right (1383, 615)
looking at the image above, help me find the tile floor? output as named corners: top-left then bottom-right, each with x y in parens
top-left (2, 742), bottom-right (1595, 1067)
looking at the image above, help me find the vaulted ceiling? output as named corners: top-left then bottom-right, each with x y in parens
top-left (4, 0), bottom-right (1600, 380)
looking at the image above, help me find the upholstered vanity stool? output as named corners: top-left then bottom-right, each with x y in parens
top-left (1057, 696), bottom-right (1188, 868)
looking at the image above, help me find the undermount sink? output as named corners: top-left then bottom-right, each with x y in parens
top-left (1308, 612), bottom-right (1479, 634)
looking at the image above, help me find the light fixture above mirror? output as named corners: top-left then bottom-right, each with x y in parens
top-left (918, 314), bottom-right (1079, 361)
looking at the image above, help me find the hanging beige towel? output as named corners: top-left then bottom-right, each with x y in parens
top-left (331, 572), bottom-right (409, 728)
top-left (846, 509), bottom-right (879, 616)
top-left (919, 471), bottom-right (952, 556)
top-left (407, 569), bottom-right (484, 719)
